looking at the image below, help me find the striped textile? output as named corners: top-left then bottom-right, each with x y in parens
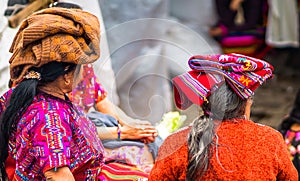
top-left (99, 162), bottom-right (148, 181)
top-left (173, 53), bottom-right (273, 109)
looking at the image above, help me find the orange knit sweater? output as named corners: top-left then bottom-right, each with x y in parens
top-left (149, 119), bottom-right (298, 180)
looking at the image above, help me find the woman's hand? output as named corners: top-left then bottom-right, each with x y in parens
top-left (121, 121), bottom-right (158, 142)
top-left (95, 98), bottom-right (159, 142)
top-left (44, 166), bottom-right (75, 181)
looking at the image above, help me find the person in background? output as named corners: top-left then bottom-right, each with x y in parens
top-left (279, 89), bottom-right (300, 179)
top-left (149, 53), bottom-right (297, 180)
top-left (0, 7), bottom-right (148, 180)
top-left (209, 0), bottom-right (264, 37)
top-left (71, 63), bottom-right (160, 173)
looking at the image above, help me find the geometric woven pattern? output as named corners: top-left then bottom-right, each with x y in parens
top-left (173, 53), bottom-right (274, 109)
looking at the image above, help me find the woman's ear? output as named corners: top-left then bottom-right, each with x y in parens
top-left (63, 72), bottom-right (73, 86)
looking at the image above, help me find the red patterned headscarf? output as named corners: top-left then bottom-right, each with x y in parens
top-left (173, 53), bottom-right (274, 110)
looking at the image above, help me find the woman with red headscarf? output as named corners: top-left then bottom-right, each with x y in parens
top-left (149, 53), bottom-right (297, 180)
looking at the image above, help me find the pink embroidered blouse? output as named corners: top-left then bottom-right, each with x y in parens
top-left (71, 64), bottom-right (107, 112)
top-left (1, 89), bottom-right (105, 180)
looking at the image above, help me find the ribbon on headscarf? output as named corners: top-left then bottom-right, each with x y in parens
top-left (9, 7), bottom-right (100, 83)
top-left (173, 53), bottom-right (274, 110)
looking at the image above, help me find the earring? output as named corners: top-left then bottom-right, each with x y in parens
top-left (65, 80), bottom-right (70, 85)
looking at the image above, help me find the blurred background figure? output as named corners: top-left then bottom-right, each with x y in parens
top-left (279, 89), bottom-right (300, 179)
top-left (266, 0), bottom-right (299, 48)
top-left (209, 0), bottom-right (269, 59)
top-left (210, 0), bottom-right (265, 37)
top-left (264, 0), bottom-right (299, 76)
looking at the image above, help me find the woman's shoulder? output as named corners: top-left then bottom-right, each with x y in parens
top-left (221, 119), bottom-right (283, 142)
top-left (23, 92), bottom-right (75, 122)
top-left (164, 126), bottom-right (190, 147)
top-left (248, 121), bottom-right (282, 137)
top-left (156, 126), bottom-right (190, 161)
top-left (33, 92), bottom-right (72, 109)
top-left (16, 93), bottom-right (78, 133)
top-left (149, 127), bottom-right (190, 180)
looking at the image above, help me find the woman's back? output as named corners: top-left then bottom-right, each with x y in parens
top-left (150, 119), bottom-right (297, 180)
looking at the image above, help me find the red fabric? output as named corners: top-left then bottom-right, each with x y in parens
top-left (149, 119), bottom-right (298, 180)
top-left (173, 71), bottom-right (222, 109)
top-left (173, 53), bottom-right (274, 109)
top-left (5, 155), bottom-right (15, 181)
top-left (98, 162), bottom-right (148, 180)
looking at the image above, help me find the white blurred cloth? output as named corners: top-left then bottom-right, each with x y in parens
top-left (169, 0), bottom-right (218, 33)
top-left (167, 0), bottom-right (221, 77)
top-left (99, 0), bottom-right (221, 124)
top-left (266, 0), bottom-right (299, 48)
top-left (0, 1), bottom-right (14, 95)
top-left (99, 0), bottom-right (172, 124)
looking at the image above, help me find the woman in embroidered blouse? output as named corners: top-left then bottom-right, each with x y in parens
top-left (0, 7), bottom-right (148, 180)
top-left (149, 54), bottom-right (297, 180)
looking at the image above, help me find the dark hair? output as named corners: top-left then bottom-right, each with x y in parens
top-left (49, 2), bottom-right (82, 9)
top-left (0, 61), bottom-right (77, 180)
top-left (186, 83), bottom-right (247, 180)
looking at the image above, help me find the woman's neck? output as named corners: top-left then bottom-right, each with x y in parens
top-left (38, 83), bottom-right (67, 100)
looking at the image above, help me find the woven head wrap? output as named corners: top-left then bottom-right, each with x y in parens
top-left (173, 53), bottom-right (274, 110)
top-left (9, 7), bottom-right (100, 83)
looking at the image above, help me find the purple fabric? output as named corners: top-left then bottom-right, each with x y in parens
top-left (0, 89), bottom-right (104, 180)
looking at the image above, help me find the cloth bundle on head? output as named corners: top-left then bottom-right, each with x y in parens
top-left (173, 53), bottom-right (274, 109)
top-left (9, 7), bottom-right (100, 83)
